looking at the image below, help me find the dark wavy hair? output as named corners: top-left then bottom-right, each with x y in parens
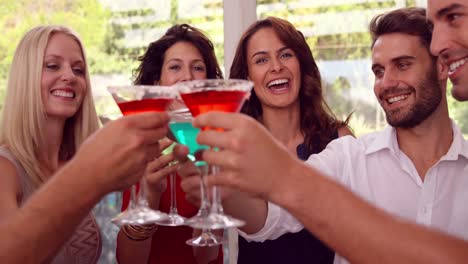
top-left (133, 24), bottom-right (223, 84)
top-left (370, 8), bottom-right (433, 51)
top-left (369, 7), bottom-right (436, 65)
top-left (230, 17), bottom-right (349, 154)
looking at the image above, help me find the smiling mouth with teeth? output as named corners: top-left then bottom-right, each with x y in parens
top-left (51, 90), bottom-right (75, 98)
top-left (267, 78), bottom-right (289, 89)
top-left (386, 94), bottom-right (409, 104)
top-left (448, 57), bottom-right (468, 75)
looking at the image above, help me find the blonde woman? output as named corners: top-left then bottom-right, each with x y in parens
top-left (0, 25), bottom-right (170, 263)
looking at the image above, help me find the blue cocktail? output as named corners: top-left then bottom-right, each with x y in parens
top-left (168, 108), bottom-right (224, 246)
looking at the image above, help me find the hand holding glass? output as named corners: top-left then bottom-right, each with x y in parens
top-left (177, 79), bottom-right (253, 229)
top-left (107, 85), bottom-right (176, 225)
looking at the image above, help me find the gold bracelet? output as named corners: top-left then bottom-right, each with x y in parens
top-left (122, 224), bottom-right (158, 241)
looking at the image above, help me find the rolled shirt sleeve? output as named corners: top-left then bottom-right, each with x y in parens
top-left (238, 201), bottom-right (303, 242)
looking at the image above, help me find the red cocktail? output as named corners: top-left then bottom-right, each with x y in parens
top-left (177, 79), bottom-right (252, 229)
top-left (117, 98), bottom-right (173, 115)
top-left (107, 85), bottom-right (176, 226)
top-left (181, 90), bottom-right (248, 116)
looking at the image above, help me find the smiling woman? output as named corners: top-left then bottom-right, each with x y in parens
top-left (42, 33), bottom-right (87, 119)
top-left (116, 24), bottom-right (224, 264)
top-left (216, 16), bottom-right (354, 264)
top-left (246, 27), bottom-right (301, 110)
top-left (0, 25), bottom-right (101, 263)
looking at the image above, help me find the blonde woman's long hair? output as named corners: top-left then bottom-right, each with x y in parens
top-left (0, 25), bottom-right (99, 188)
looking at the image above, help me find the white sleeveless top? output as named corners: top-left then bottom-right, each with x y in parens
top-left (0, 147), bottom-right (102, 264)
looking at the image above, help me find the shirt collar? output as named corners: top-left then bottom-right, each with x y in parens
top-left (364, 126), bottom-right (397, 155)
top-left (445, 120), bottom-right (468, 160)
top-left (364, 120), bottom-right (468, 160)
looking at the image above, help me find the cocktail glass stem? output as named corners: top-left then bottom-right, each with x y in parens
top-left (155, 171), bottom-right (186, 226)
top-left (186, 162), bottom-right (224, 246)
top-left (128, 184), bottom-right (137, 209)
top-left (210, 165), bottom-right (223, 215)
top-left (199, 164), bottom-right (244, 229)
top-left (136, 177), bottom-right (148, 207)
top-left (169, 173), bottom-right (178, 214)
top-left (186, 162), bottom-right (212, 226)
top-left (112, 176), bottom-right (168, 225)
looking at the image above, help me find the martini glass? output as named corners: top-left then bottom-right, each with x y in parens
top-left (107, 85), bottom-right (176, 225)
top-left (166, 108), bottom-right (223, 245)
top-left (176, 79), bottom-right (252, 229)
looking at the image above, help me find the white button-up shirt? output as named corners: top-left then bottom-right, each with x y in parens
top-left (239, 122), bottom-right (468, 264)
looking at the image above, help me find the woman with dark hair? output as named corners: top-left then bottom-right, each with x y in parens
top-left (133, 24), bottom-right (223, 85)
top-left (116, 24), bottom-right (223, 264)
top-left (225, 17), bottom-right (353, 264)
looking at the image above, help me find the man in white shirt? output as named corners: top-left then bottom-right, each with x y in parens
top-left (428, 0), bottom-right (468, 102)
top-left (175, 7), bottom-right (468, 264)
top-left (237, 7), bottom-right (468, 264)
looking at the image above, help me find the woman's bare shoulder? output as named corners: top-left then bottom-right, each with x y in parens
top-left (338, 126), bottom-right (355, 138)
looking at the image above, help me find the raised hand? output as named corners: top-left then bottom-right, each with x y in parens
top-left (145, 138), bottom-right (178, 208)
top-left (73, 112), bottom-right (169, 195)
top-left (177, 158), bottom-right (203, 206)
top-left (192, 112), bottom-right (299, 201)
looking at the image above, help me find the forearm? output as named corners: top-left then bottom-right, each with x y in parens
top-left (273, 162), bottom-right (468, 264)
top-left (223, 191), bottom-right (267, 234)
top-left (147, 189), bottom-right (163, 210)
top-left (116, 230), bottom-right (152, 264)
top-left (116, 187), bottom-right (159, 264)
top-left (0, 160), bottom-right (104, 263)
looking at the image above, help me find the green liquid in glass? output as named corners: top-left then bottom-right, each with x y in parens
top-left (169, 122), bottom-right (207, 158)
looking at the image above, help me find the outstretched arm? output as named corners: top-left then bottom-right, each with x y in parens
top-left (0, 160), bottom-right (106, 263)
top-left (0, 112), bottom-right (169, 263)
top-left (280, 162), bottom-right (468, 264)
top-left (192, 112), bottom-right (468, 264)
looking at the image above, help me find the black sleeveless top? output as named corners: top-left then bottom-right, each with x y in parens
top-left (237, 130), bottom-right (339, 264)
